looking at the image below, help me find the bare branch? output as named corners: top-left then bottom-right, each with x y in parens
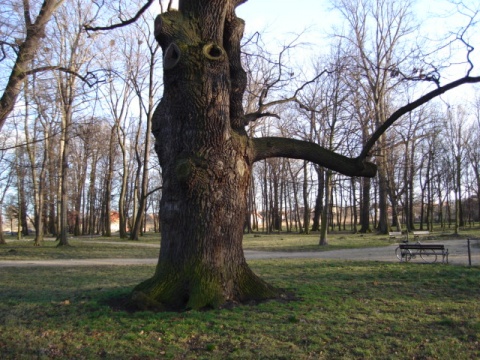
top-left (84, 0), bottom-right (155, 31)
top-left (146, 186), bottom-right (163, 198)
top-left (360, 75), bottom-right (480, 159)
top-left (456, 12), bottom-right (477, 77)
top-left (244, 68), bottom-right (330, 126)
top-left (0, 128), bottom-right (63, 152)
top-left (25, 66), bottom-right (102, 87)
top-left (22, 0), bottom-right (32, 27)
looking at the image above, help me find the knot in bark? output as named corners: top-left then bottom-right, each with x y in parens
top-left (202, 43), bottom-right (225, 61)
top-left (164, 42), bottom-right (181, 70)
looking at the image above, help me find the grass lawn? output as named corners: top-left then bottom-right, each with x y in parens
top-left (0, 231), bottom-right (397, 260)
top-left (0, 239), bottom-right (160, 260)
top-left (242, 232), bottom-right (396, 251)
top-left (1, 260), bottom-right (479, 359)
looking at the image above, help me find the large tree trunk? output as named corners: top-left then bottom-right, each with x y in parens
top-left (131, 1), bottom-right (278, 311)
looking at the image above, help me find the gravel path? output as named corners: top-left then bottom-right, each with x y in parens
top-left (0, 239), bottom-right (478, 268)
top-left (246, 239), bottom-right (480, 265)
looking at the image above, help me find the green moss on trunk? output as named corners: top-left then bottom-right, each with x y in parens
top-left (130, 260), bottom-right (278, 311)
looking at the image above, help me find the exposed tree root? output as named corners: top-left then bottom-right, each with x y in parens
top-left (128, 262), bottom-right (280, 312)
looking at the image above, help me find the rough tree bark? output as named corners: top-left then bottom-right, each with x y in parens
top-left (130, 0), bottom-right (375, 311)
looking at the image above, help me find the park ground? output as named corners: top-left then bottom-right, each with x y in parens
top-left (0, 231), bottom-right (479, 359)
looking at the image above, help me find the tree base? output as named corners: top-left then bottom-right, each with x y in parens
top-left (128, 262), bottom-right (279, 311)
top-left (56, 242), bottom-right (71, 248)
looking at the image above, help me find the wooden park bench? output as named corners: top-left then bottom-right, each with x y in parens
top-left (396, 243), bottom-right (449, 263)
top-left (389, 231), bottom-right (405, 240)
top-left (412, 231), bottom-right (431, 240)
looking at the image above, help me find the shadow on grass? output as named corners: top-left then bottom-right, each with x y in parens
top-left (0, 261), bottom-right (479, 359)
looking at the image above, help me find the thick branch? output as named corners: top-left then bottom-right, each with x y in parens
top-left (244, 111), bottom-right (280, 123)
top-left (360, 75), bottom-right (480, 158)
top-left (253, 137), bottom-right (377, 177)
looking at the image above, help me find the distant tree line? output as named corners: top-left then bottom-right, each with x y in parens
top-left (0, 0), bottom-right (479, 247)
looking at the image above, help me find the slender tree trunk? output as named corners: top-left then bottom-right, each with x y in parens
top-left (117, 124), bottom-right (129, 239)
top-left (312, 166), bottom-right (324, 231)
top-left (0, 203), bottom-right (5, 244)
top-left (272, 169), bottom-right (281, 232)
top-left (456, 155), bottom-right (464, 229)
top-left (351, 177), bottom-right (358, 233)
top-left (262, 162), bottom-right (269, 233)
top-left (319, 170), bottom-right (332, 245)
top-left (284, 173), bottom-right (292, 232)
top-left (377, 142), bottom-right (389, 234)
top-left (57, 116), bottom-right (70, 246)
top-left (419, 174), bottom-right (426, 230)
top-left (73, 164), bottom-right (87, 237)
top-left (303, 161), bottom-right (310, 234)
top-left (0, 183), bottom-right (9, 244)
top-left (102, 126), bottom-right (116, 237)
top-left (15, 149), bottom-right (29, 237)
top-left (359, 177), bottom-right (371, 233)
top-left (87, 155), bottom-right (98, 235)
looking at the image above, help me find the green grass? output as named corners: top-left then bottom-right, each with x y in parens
top-left (0, 238), bottom-right (160, 260)
top-left (0, 261), bottom-right (479, 359)
top-left (242, 232), bottom-right (396, 251)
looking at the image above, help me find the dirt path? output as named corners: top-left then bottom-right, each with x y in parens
top-left (246, 239), bottom-right (480, 265)
top-left (0, 239), bottom-right (478, 268)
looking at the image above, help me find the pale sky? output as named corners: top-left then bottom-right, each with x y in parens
top-left (158, 0), bottom-right (479, 102)
top-left (236, 0), bottom-right (332, 64)
top-left (236, 0), bottom-right (480, 102)
top-left (236, 0), bottom-right (333, 35)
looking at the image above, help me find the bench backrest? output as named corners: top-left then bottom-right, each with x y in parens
top-left (413, 231), bottom-right (430, 235)
top-left (399, 244), bottom-right (445, 250)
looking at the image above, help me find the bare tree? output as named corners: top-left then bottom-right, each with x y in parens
top-left (23, 73), bottom-right (57, 245)
top-left (0, 0), bottom-right (65, 130)
top-left (467, 92), bottom-right (480, 221)
top-left (446, 105), bottom-right (470, 233)
top-left (99, 61), bottom-right (135, 238)
top-left (128, 14), bottom-right (161, 240)
top-left (50, 1), bottom-right (97, 245)
top-left (334, 0), bottom-right (420, 234)
top-left (0, 134), bottom-right (14, 244)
